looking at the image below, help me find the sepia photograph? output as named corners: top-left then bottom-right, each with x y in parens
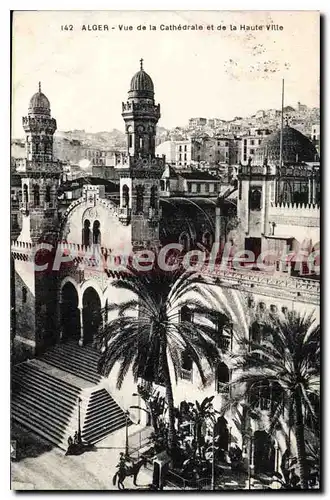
top-left (10, 10), bottom-right (320, 491)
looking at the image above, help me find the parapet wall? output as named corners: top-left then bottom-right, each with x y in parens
top-left (269, 202), bottom-right (320, 220)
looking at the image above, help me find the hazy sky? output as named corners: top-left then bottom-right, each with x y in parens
top-left (12, 10), bottom-right (319, 137)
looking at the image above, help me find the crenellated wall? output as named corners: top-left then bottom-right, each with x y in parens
top-left (268, 202), bottom-right (320, 245)
top-left (269, 202), bottom-right (320, 221)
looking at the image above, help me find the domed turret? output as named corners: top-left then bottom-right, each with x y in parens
top-left (122, 59), bottom-right (160, 158)
top-left (128, 59), bottom-right (154, 99)
top-left (28, 82), bottom-right (51, 116)
top-left (254, 122), bottom-right (318, 164)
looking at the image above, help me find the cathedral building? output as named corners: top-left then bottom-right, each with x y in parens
top-left (11, 63), bottom-right (320, 470)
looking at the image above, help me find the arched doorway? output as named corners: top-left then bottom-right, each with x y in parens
top-left (254, 430), bottom-right (275, 475)
top-left (92, 220), bottom-right (101, 244)
top-left (179, 232), bottom-right (190, 252)
top-left (214, 416), bottom-right (229, 454)
top-left (82, 287), bottom-right (102, 345)
top-left (82, 219), bottom-right (91, 246)
top-left (61, 283), bottom-right (80, 342)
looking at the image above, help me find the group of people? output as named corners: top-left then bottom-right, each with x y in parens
top-left (65, 431), bottom-right (83, 456)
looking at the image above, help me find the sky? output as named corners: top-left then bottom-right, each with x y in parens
top-left (11, 10), bottom-right (320, 137)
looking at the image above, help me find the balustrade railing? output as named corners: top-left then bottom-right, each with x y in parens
top-left (166, 470), bottom-right (211, 490)
top-left (218, 335), bottom-right (231, 352)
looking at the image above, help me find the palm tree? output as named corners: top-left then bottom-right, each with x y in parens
top-left (223, 310), bottom-right (320, 489)
top-left (94, 269), bottom-right (222, 454)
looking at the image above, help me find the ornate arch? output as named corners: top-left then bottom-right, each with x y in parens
top-left (79, 279), bottom-right (105, 309)
top-left (60, 276), bottom-right (80, 295)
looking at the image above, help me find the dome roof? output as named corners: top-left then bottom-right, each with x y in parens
top-left (255, 124), bottom-right (318, 164)
top-left (129, 59), bottom-right (154, 97)
top-left (28, 82), bottom-right (50, 115)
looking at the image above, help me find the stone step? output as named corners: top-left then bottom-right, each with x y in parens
top-left (85, 398), bottom-right (120, 417)
top-left (12, 400), bottom-right (68, 441)
top-left (12, 372), bottom-right (79, 407)
top-left (82, 418), bottom-right (131, 444)
top-left (13, 362), bottom-right (81, 393)
top-left (40, 353), bottom-right (100, 384)
top-left (81, 388), bottom-right (131, 445)
top-left (50, 342), bottom-right (100, 366)
top-left (12, 345), bottom-right (131, 451)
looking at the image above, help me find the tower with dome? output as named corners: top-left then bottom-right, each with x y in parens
top-left (235, 120), bottom-right (320, 267)
top-left (15, 82), bottom-right (62, 243)
top-left (116, 59), bottom-right (165, 248)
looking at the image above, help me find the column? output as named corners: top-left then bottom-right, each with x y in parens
top-left (308, 177), bottom-right (312, 204)
top-left (261, 177), bottom-right (267, 235)
top-left (215, 205), bottom-right (221, 244)
top-left (312, 175), bottom-right (316, 205)
top-left (78, 306), bottom-right (84, 346)
top-left (58, 299), bottom-right (63, 342)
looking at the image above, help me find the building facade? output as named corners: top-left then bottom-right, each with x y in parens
top-left (11, 66), bottom-right (320, 472)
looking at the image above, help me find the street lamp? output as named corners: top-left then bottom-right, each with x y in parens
top-left (77, 396), bottom-right (82, 444)
top-left (248, 420), bottom-right (256, 490)
top-left (211, 420), bottom-right (216, 491)
top-left (274, 439), bottom-right (279, 473)
top-left (125, 410), bottom-right (130, 457)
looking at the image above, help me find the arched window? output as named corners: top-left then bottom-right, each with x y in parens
top-left (33, 185), bottom-right (40, 206)
top-left (150, 185), bottom-right (157, 209)
top-left (216, 362), bottom-right (230, 393)
top-left (122, 184), bottom-right (129, 208)
top-left (258, 302), bottom-right (266, 313)
top-left (23, 184), bottom-right (29, 203)
top-left (249, 188), bottom-right (262, 211)
top-left (22, 286), bottom-right (27, 304)
top-left (280, 181), bottom-right (292, 204)
top-left (211, 312), bottom-right (233, 352)
top-left (136, 185), bottom-right (144, 214)
top-left (82, 219), bottom-right (91, 246)
top-left (250, 322), bottom-right (262, 345)
top-left (129, 135), bottom-right (132, 148)
top-left (181, 350), bottom-right (193, 373)
top-left (202, 231), bottom-right (213, 249)
top-left (45, 185), bottom-right (51, 203)
top-left (180, 305), bottom-right (193, 323)
top-left (179, 232), bottom-right (190, 252)
top-left (92, 220), bottom-right (101, 244)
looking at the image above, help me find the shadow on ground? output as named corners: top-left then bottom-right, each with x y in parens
top-left (11, 423), bottom-right (54, 462)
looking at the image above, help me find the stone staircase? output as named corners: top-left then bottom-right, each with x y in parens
top-left (40, 341), bottom-right (101, 385)
top-left (11, 342), bottom-right (132, 450)
top-left (82, 388), bottom-right (132, 444)
top-left (11, 362), bottom-right (80, 449)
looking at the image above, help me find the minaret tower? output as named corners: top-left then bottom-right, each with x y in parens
top-left (122, 58), bottom-right (160, 158)
top-left (11, 84), bottom-right (63, 358)
top-left (118, 60), bottom-right (165, 250)
top-left (17, 82), bottom-right (62, 243)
